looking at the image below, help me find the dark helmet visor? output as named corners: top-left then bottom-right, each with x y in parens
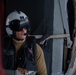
top-left (9, 20), bottom-right (30, 31)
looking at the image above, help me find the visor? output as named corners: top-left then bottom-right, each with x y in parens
top-left (9, 20), bottom-right (30, 31)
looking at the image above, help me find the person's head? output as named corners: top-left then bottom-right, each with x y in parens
top-left (6, 10), bottom-right (30, 40)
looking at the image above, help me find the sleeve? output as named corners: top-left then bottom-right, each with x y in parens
top-left (36, 44), bottom-right (47, 75)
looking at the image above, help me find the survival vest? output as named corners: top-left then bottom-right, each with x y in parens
top-left (2, 36), bottom-right (37, 71)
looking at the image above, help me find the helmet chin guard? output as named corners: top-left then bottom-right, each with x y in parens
top-left (6, 10), bottom-right (30, 37)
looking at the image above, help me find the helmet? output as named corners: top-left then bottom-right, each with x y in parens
top-left (6, 10), bottom-right (30, 36)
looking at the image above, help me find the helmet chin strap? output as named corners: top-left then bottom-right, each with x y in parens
top-left (13, 37), bottom-right (25, 41)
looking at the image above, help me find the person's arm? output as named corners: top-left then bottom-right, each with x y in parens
top-left (36, 44), bottom-right (47, 75)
